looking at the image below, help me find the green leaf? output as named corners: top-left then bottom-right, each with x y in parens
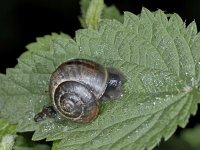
top-left (80, 0), bottom-right (91, 19)
top-left (79, 0), bottom-right (122, 28)
top-left (0, 119), bottom-right (16, 140)
top-left (0, 134), bottom-right (51, 150)
top-left (85, 0), bottom-right (104, 29)
top-left (181, 125), bottom-right (200, 149)
top-left (19, 32), bottom-right (70, 59)
top-left (26, 32), bottom-right (70, 52)
top-left (52, 140), bottom-right (60, 150)
top-left (102, 5), bottom-right (123, 22)
top-left (0, 134), bottom-right (16, 150)
top-left (13, 135), bottom-right (51, 150)
top-left (1, 8), bottom-right (200, 150)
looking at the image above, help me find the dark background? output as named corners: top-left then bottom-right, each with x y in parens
top-left (0, 0), bottom-right (200, 129)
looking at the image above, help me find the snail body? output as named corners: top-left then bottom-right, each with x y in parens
top-left (34, 59), bottom-right (125, 123)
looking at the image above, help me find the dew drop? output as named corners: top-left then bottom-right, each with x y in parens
top-left (123, 108), bottom-right (128, 113)
top-left (191, 77), bottom-right (195, 86)
top-left (27, 111), bottom-right (35, 121)
top-left (183, 85), bottom-right (192, 93)
top-left (42, 122), bottom-right (55, 133)
top-left (138, 102), bottom-right (143, 106)
top-left (79, 46), bottom-right (82, 52)
top-left (63, 126), bottom-right (70, 132)
top-left (155, 97), bottom-right (161, 100)
top-left (116, 128), bottom-right (120, 131)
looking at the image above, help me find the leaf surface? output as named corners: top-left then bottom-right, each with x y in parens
top-left (79, 0), bottom-right (122, 28)
top-left (0, 119), bottom-right (16, 140)
top-left (0, 9), bottom-right (200, 150)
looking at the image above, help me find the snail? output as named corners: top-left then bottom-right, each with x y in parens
top-left (34, 59), bottom-right (125, 123)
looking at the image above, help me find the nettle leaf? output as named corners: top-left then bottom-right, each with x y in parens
top-left (13, 135), bottom-right (51, 150)
top-left (102, 5), bottom-right (123, 22)
top-left (52, 140), bottom-right (60, 150)
top-left (19, 32), bottom-right (70, 60)
top-left (84, 0), bottom-right (104, 29)
top-left (0, 8), bottom-right (200, 150)
top-left (0, 134), bottom-right (16, 150)
top-left (80, 0), bottom-right (122, 28)
top-left (80, 0), bottom-right (91, 19)
top-left (26, 32), bottom-right (70, 52)
top-left (0, 119), bottom-right (16, 140)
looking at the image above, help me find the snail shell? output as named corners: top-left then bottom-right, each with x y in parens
top-left (50, 59), bottom-right (109, 123)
